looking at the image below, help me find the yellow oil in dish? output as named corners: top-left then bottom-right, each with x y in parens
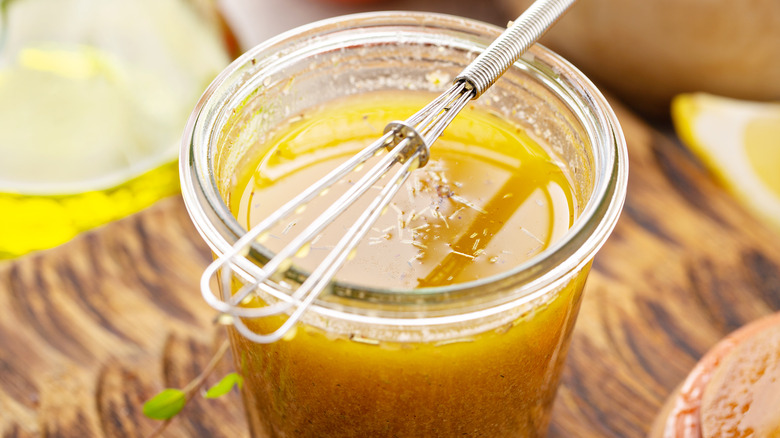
top-left (0, 0), bottom-right (234, 258)
top-left (0, 46), bottom-right (184, 257)
top-left (223, 91), bottom-right (587, 437)
top-left (0, 163), bottom-right (180, 258)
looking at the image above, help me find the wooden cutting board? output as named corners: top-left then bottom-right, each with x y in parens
top-left (2, 98), bottom-right (779, 437)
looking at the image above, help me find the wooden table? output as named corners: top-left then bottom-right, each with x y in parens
top-left (3, 94), bottom-right (780, 437)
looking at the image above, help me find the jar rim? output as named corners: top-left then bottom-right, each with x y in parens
top-left (180, 11), bottom-right (628, 322)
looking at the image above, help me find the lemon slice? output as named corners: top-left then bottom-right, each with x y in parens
top-left (672, 93), bottom-right (780, 230)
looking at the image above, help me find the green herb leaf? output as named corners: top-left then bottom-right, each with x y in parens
top-left (143, 388), bottom-right (187, 420)
top-left (204, 372), bottom-right (243, 399)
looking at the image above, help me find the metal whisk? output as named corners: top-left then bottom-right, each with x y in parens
top-left (202, 0), bottom-right (578, 343)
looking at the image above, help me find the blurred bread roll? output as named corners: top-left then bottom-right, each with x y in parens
top-left (650, 312), bottom-right (780, 438)
top-left (700, 318), bottom-right (780, 437)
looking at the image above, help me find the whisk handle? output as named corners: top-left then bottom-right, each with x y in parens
top-left (455, 0), bottom-right (577, 97)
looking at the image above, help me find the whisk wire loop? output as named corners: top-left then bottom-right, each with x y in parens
top-left (233, 150), bottom-right (423, 343)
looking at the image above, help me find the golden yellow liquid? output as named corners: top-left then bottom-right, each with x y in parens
top-left (227, 92), bottom-right (587, 437)
top-left (0, 162), bottom-right (180, 258)
top-left (231, 93), bottom-right (576, 288)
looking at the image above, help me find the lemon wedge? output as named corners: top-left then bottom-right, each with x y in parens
top-left (672, 93), bottom-right (780, 230)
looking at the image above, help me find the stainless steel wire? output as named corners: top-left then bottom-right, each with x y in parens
top-left (201, 0), bottom-right (577, 343)
top-left (456, 0), bottom-right (577, 97)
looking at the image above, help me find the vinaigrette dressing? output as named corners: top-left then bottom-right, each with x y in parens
top-left (230, 92), bottom-right (577, 289)
top-left (224, 91), bottom-right (587, 436)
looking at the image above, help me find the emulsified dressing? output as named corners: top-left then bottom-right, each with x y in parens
top-left (226, 91), bottom-right (588, 437)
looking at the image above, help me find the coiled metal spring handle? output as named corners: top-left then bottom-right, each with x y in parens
top-left (202, 0), bottom-right (577, 344)
top-left (456, 0), bottom-right (576, 97)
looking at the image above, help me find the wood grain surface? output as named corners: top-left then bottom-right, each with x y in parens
top-left (2, 99), bottom-right (779, 437)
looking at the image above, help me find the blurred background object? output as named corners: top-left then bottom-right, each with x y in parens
top-left (4, 0), bottom-right (773, 257)
top-left (498, 0), bottom-right (780, 117)
top-left (218, 0), bottom-right (507, 49)
top-left (0, 0), bottom-right (237, 258)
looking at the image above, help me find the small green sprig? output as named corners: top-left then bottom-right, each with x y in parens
top-left (143, 340), bottom-right (242, 435)
top-left (143, 388), bottom-right (187, 420)
top-left (204, 371), bottom-right (244, 399)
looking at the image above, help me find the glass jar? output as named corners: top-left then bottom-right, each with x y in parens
top-left (181, 11), bottom-right (628, 437)
top-left (0, 0), bottom-right (236, 258)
